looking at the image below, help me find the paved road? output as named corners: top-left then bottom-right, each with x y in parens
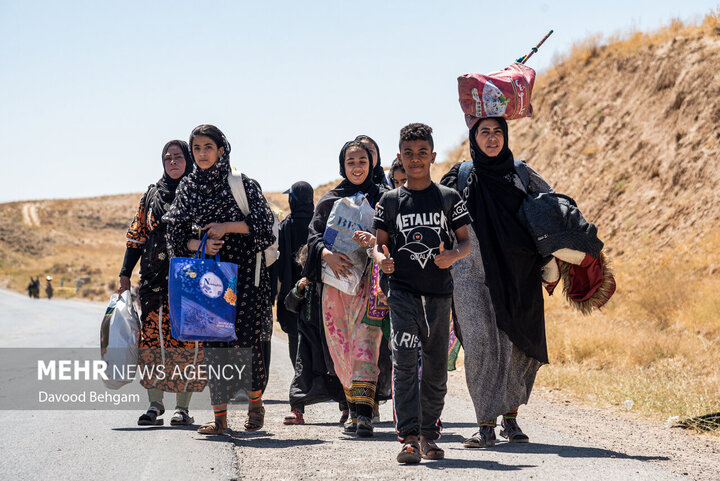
top-left (0, 288), bottom-right (691, 480)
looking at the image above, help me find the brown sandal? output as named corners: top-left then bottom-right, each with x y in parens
top-left (420, 439), bottom-right (445, 460)
top-left (197, 420), bottom-right (227, 435)
top-left (244, 406), bottom-right (265, 431)
top-left (396, 442), bottom-right (421, 464)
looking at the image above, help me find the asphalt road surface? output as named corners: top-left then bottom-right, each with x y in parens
top-left (0, 289), bottom-right (698, 480)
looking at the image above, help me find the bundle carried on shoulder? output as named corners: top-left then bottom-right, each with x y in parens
top-left (321, 192), bottom-right (375, 295)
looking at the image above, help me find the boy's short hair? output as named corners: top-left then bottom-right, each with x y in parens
top-left (399, 123), bottom-right (434, 151)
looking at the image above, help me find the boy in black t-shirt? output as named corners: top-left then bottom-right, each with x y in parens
top-left (372, 123), bottom-right (471, 464)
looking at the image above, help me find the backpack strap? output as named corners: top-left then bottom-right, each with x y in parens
top-left (513, 159), bottom-right (531, 191)
top-left (457, 161), bottom-right (473, 195)
top-left (381, 189), bottom-right (400, 247)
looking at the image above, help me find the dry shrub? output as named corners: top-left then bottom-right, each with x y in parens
top-left (539, 228), bottom-right (720, 430)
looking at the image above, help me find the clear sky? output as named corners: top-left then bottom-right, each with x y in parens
top-left (1, 0), bottom-right (717, 202)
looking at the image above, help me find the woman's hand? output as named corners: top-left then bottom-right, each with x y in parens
top-left (203, 222), bottom-right (228, 239)
top-left (187, 238), bottom-right (224, 255)
top-left (204, 239), bottom-right (225, 255)
top-left (297, 277), bottom-right (311, 293)
top-left (117, 276), bottom-right (131, 296)
top-left (322, 248), bottom-right (354, 279)
top-left (353, 231), bottom-right (376, 248)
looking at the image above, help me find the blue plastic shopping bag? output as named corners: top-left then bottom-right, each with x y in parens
top-left (168, 234), bottom-right (238, 342)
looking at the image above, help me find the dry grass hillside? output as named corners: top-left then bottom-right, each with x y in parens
top-left (1, 13), bottom-right (718, 431)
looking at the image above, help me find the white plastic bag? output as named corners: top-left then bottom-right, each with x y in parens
top-left (321, 193), bottom-right (374, 294)
top-left (100, 291), bottom-right (140, 390)
top-left (321, 261), bottom-right (364, 296)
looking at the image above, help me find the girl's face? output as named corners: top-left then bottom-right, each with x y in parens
top-left (344, 146), bottom-right (370, 185)
top-left (192, 135), bottom-right (225, 170)
top-left (391, 170), bottom-right (407, 189)
top-left (163, 144), bottom-right (187, 180)
top-left (474, 118), bottom-right (505, 157)
top-left (360, 140), bottom-right (378, 169)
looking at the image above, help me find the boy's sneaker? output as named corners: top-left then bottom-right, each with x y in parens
top-left (463, 426), bottom-right (496, 448)
top-left (500, 418), bottom-right (529, 443)
top-left (356, 415), bottom-right (374, 437)
top-left (343, 412), bottom-right (357, 433)
top-left (371, 403), bottom-right (380, 423)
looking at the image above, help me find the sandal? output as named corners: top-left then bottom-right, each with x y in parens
top-left (500, 418), bottom-right (529, 443)
top-left (396, 442), bottom-right (421, 464)
top-left (170, 408), bottom-right (194, 426)
top-left (197, 419), bottom-right (227, 435)
top-left (463, 426), bottom-right (496, 448)
top-left (339, 409), bottom-right (349, 424)
top-left (244, 406), bottom-right (265, 431)
top-left (283, 410), bottom-right (305, 425)
top-left (356, 415), bottom-right (374, 437)
top-left (137, 402), bottom-right (164, 426)
top-left (420, 439), bottom-right (445, 460)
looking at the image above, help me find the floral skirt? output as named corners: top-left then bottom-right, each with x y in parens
top-left (321, 270), bottom-right (383, 389)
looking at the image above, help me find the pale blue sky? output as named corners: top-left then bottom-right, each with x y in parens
top-left (1, 0), bottom-right (717, 202)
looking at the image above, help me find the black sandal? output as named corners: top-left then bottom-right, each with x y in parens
top-left (138, 402), bottom-right (165, 426)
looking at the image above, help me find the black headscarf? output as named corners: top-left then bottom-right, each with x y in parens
top-left (441, 117), bottom-right (547, 363)
top-left (184, 128), bottom-right (232, 196)
top-left (274, 181), bottom-right (315, 327)
top-left (303, 141), bottom-right (388, 282)
top-left (355, 135), bottom-right (390, 187)
top-left (150, 140), bottom-right (193, 221)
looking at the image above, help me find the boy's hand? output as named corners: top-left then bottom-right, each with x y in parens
top-left (433, 242), bottom-right (457, 269)
top-left (353, 231), bottom-right (376, 248)
top-left (380, 245), bottom-right (395, 274)
top-left (297, 277), bottom-right (311, 293)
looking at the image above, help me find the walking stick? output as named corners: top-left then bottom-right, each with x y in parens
top-left (516, 30), bottom-right (554, 64)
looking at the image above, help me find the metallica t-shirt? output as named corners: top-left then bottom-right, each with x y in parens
top-left (373, 183), bottom-right (471, 296)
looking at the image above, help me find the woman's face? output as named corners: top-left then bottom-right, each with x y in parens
top-left (360, 140), bottom-right (378, 169)
top-left (344, 146), bottom-right (370, 185)
top-left (192, 135), bottom-right (225, 170)
top-left (163, 144), bottom-right (187, 180)
top-left (474, 118), bottom-right (505, 157)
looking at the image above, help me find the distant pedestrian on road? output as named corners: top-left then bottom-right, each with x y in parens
top-left (373, 123), bottom-right (471, 463)
top-left (164, 124), bottom-right (276, 435)
top-left (440, 116), bottom-right (554, 447)
top-left (45, 276), bottom-right (53, 299)
top-left (118, 139), bottom-right (205, 427)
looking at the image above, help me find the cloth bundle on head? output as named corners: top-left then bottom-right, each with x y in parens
top-left (458, 62), bottom-right (536, 129)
